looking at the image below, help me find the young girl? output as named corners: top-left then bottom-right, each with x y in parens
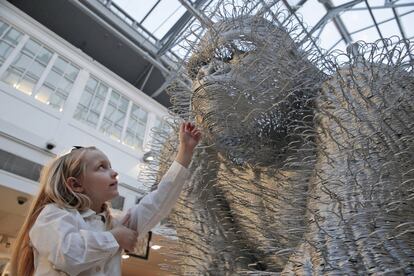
top-left (9, 122), bottom-right (201, 276)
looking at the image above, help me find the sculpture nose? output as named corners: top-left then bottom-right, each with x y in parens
top-left (197, 63), bottom-right (215, 79)
top-left (197, 60), bottom-right (230, 80)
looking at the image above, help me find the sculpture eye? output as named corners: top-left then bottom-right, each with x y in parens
top-left (187, 38), bottom-right (257, 79)
top-left (214, 44), bottom-right (234, 62)
top-left (214, 39), bottom-right (256, 62)
top-left (232, 38), bottom-right (256, 53)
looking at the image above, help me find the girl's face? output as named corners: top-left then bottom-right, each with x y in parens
top-left (80, 149), bottom-right (119, 210)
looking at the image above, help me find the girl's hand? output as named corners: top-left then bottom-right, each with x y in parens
top-left (120, 212), bottom-right (131, 227)
top-left (110, 215), bottom-right (138, 252)
top-left (176, 122), bottom-right (202, 168)
top-left (179, 122), bottom-right (202, 153)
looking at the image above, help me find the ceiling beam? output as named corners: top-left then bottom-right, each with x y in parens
top-left (306, 0), bottom-right (363, 40)
top-left (391, 6), bottom-right (414, 62)
top-left (281, 0), bottom-right (327, 58)
top-left (319, 0), bottom-right (353, 45)
top-left (351, 2), bottom-right (414, 10)
top-left (178, 0), bottom-right (213, 28)
top-left (140, 0), bottom-right (162, 24)
top-left (364, 0), bottom-right (385, 42)
top-left (73, 0), bottom-right (191, 99)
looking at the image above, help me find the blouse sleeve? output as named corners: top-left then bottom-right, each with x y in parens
top-left (29, 204), bottom-right (119, 275)
top-left (127, 160), bottom-right (190, 237)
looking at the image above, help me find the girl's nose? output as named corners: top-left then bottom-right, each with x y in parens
top-left (111, 169), bottom-right (118, 178)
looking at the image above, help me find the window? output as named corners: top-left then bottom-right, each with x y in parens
top-left (34, 56), bottom-right (79, 111)
top-left (0, 22), bottom-right (81, 111)
top-left (1, 38), bottom-right (52, 95)
top-left (124, 103), bottom-right (148, 149)
top-left (100, 90), bottom-right (129, 141)
top-left (75, 76), bottom-right (149, 150)
top-left (74, 76), bottom-right (109, 127)
top-left (0, 21), bottom-right (23, 67)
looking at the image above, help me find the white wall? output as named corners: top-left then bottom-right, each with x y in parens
top-left (0, 0), bottom-right (171, 210)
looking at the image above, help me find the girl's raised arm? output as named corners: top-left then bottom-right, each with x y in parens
top-left (125, 122), bottom-right (201, 237)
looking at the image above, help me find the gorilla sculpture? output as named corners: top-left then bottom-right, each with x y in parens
top-left (143, 2), bottom-right (414, 275)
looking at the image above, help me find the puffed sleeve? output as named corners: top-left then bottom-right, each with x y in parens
top-left (127, 160), bottom-right (190, 237)
top-left (29, 204), bottom-right (119, 275)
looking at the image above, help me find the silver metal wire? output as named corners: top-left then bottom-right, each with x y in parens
top-left (140, 1), bottom-right (414, 274)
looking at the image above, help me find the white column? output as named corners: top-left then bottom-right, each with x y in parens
top-left (121, 100), bottom-right (133, 143)
top-left (97, 86), bottom-right (112, 130)
top-left (0, 34), bottom-right (30, 77)
top-left (143, 112), bottom-right (156, 152)
top-left (31, 53), bottom-right (58, 97)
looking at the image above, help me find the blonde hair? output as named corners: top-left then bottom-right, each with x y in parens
top-left (9, 146), bottom-right (112, 276)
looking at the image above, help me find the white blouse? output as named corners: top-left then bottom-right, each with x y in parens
top-left (29, 161), bottom-right (189, 276)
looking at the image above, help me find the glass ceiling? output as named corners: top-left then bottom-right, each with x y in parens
top-left (109, 0), bottom-right (413, 61)
top-left (112, 0), bottom-right (187, 39)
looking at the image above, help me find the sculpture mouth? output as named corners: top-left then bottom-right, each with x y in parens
top-left (193, 78), bottom-right (289, 130)
top-left (192, 80), bottom-right (292, 166)
top-left (192, 78), bottom-right (233, 96)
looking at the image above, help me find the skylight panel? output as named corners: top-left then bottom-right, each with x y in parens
top-left (296, 0), bottom-right (326, 28)
top-left (140, 0), bottom-right (185, 38)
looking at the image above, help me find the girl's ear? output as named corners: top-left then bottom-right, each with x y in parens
top-left (66, 177), bottom-right (84, 193)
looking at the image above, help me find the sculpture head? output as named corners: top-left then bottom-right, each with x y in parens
top-left (187, 16), bottom-right (322, 166)
top-left (161, 3), bottom-right (414, 274)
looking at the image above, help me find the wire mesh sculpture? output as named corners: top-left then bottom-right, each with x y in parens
top-left (141, 1), bottom-right (414, 275)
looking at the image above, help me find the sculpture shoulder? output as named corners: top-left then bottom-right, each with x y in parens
top-left (320, 62), bottom-right (414, 109)
top-left (324, 61), bottom-right (412, 85)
